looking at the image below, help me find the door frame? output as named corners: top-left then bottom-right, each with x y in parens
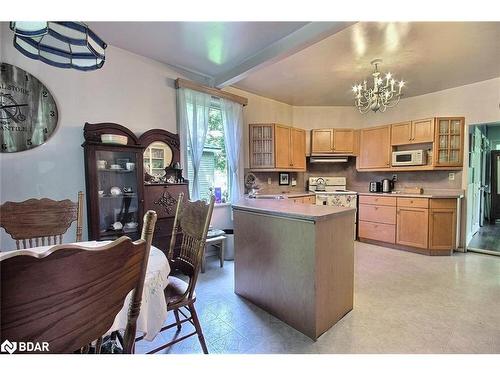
top-left (466, 122), bottom-right (500, 252)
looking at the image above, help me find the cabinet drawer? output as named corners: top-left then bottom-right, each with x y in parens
top-left (397, 197), bottom-right (429, 208)
top-left (358, 195), bottom-right (396, 206)
top-left (359, 221), bottom-right (395, 243)
top-left (430, 198), bottom-right (457, 209)
top-left (359, 204), bottom-right (396, 224)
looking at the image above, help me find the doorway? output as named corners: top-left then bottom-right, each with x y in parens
top-left (467, 122), bottom-right (500, 255)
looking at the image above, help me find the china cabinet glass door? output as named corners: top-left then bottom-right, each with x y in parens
top-left (435, 118), bottom-right (463, 166)
top-left (96, 149), bottom-right (140, 240)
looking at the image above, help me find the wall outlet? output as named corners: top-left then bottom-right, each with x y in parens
top-left (449, 172), bottom-right (455, 181)
top-left (392, 174), bottom-right (398, 182)
top-left (291, 178), bottom-right (297, 187)
top-left (267, 177), bottom-right (272, 185)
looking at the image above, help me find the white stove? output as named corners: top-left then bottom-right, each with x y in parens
top-left (309, 177), bottom-right (357, 194)
top-left (309, 177), bottom-right (357, 238)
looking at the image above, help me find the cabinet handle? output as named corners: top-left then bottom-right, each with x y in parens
top-left (374, 206), bottom-right (378, 210)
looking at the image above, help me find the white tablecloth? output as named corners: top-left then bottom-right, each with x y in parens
top-left (3, 241), bottom-right (170, 341)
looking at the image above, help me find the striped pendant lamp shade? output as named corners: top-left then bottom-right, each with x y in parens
top-left (10, 22), bottom-right (107, 71)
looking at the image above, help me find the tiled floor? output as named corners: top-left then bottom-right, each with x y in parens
top-left (468, 222), bottom-right (500, 253)
top-left (136, 241), bottom-right (500, 354)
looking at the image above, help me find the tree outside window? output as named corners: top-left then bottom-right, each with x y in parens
top-left (187, 105), bottom-right (229, 202)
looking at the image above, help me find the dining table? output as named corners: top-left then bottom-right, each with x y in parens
top-left (1, 240), bottom-right (171, 342)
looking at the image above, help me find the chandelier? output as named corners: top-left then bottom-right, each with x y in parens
top-left (352, 59), bottom-right (405, 113)
top-left (10, 22), bottom-right (107, 71)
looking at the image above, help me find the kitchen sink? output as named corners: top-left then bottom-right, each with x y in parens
top-left (250, 194), bottom-right (286, 199)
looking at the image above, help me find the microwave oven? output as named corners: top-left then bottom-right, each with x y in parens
top-left (392, 150), bottom-right (427, 166)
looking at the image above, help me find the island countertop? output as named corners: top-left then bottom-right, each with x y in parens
top-left (232, 198), bottom-right (354, 222)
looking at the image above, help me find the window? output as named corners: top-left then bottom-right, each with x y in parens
top-left (187, 104), bottom-right (229, 203)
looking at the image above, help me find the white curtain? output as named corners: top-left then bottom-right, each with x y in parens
top-left (178, 88), bottom-right (211, 200)
top-left (220, 98), bottom-right (244, 203)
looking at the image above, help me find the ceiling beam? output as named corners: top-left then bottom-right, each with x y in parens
top-left (213, 22), bottom-right (355, 88)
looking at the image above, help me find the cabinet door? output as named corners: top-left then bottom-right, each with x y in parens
top-left (249, 124), bottom-right (275, 168)
top-left (311, 129), bottom-right (333, 154)
top-left (275, 124), bottom-right (291, 169)
top-left (333, 129), bottom-right (354, 153)
top-left (429, 208), bottom-right (456, 250)
top-left (434, 117), bottom-right (464, 167)
top-left (391, 122), bottom-right (412, 145)
top-left (396, 207), bottom-right (429, 248)
top-left (412, 118), bottom-right (434, 143)
top-left (291, 128), bottom-right (306, 170)
top-left (358, 125), bottom-right (391, 169)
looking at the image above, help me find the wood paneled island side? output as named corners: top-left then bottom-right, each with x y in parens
top-left (232, 199), bottom-right (355, 340)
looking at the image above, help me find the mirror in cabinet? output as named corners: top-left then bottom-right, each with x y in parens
top-left (138, 129), bottom-right (189, 255)
top-left (144, 141), bottom-right (173, 180)
top-left (83, 122), bottom-right (145, 241)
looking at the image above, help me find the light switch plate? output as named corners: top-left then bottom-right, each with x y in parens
top-left (449, 173), bottom-right (455, 181)
top-left (268, 177), bottom-right (272, 185)
top-left (291, 178), bottom-right (297, 187)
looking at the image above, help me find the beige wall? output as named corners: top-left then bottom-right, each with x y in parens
top-left (224, 86), bottom-right (293, 168)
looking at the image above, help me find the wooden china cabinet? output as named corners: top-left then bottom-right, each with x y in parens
top-left (82, 122), bottom-right (145, 241)
top-left (138, 129), bottom-right (189, 255)
top-left (83, 124), bottom-right (189, 256)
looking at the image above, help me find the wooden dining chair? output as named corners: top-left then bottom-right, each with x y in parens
top-left (0, 191), bottom-right (84, 249)
top-left (138, 193), bottom-right (214, 354)
top-left (0, 210), bottom-right (157, 354)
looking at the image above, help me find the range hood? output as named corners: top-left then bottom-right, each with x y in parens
top-left (309, 156), bottom-right (349, 163)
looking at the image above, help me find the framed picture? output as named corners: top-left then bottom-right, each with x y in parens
top-left (279, 172), bottom-right (290, 186)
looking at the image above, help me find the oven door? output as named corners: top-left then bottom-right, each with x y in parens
top-left (315, 194), bottom-right (328, 206)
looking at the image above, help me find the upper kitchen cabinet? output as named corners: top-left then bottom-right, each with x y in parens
top-left (291, 128), bottom-right (306, 170)
top-left (412, 118), bottom-right (434, 143)
top-left (311, 128), bottom-right (356, 155)
top-left (249, 124), bottom-right (275, 169)
top-left (311, 129), bottom-right (333, 153)
top-left (275, 124), bottom-right (291, 169)
top-left (249, 123), bottom-right (306, 171)
top-left (390, 121), bottom-right (412, 145)
top-left (391, 118), bottom-right (434, 145)
top-left (433, 117), bottom-right (465, 167)
top-left (357, 125), bottom-right (391, 170)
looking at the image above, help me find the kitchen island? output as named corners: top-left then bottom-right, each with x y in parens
top-left (232, 198), bottom-right (356, 340)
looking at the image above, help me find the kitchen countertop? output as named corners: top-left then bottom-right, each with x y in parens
top-left (250, 191), bottom-right (315, 198)
top-left (232, 198), bottom-right (354, 222)
top-left (357, 190), bottom-right (464, 199)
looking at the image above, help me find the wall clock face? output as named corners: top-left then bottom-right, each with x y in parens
top-left (0, 63), bottom-right (58, 153)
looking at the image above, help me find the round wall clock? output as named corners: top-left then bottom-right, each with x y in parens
top-left (0, 63), bottom-right (58, 153)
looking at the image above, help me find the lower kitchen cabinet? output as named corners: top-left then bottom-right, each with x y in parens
top-left (291, 195), bottom-right (316, 204)
top-left (428, 200), bottom-right (457, 250)
top-left (358, 194), bottom-right (458, 255)
top-left (359, 221), bottom-right (395, 243)
top-left (396, 207), bottom-right (429, 249)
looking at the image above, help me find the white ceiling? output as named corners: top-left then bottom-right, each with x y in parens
top-left (234, 22), bottom-right (500, 105)
top-left (88, 22), bottom-right (308, 80)
top-left (88, 22), bottom-right (500, 106)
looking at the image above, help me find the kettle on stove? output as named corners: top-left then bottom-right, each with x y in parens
top-left (316, 178), bottom-right (326, 192)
